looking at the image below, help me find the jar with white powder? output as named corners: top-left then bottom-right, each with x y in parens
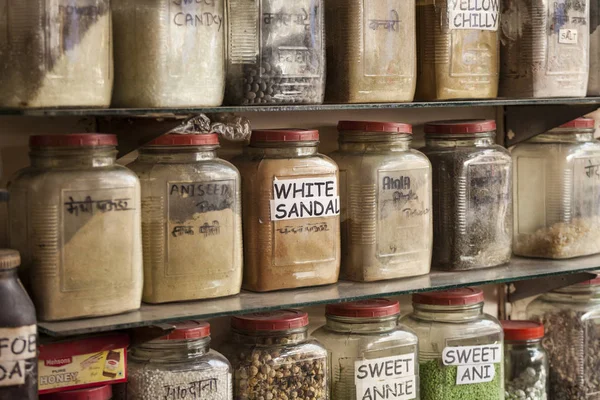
top-left (129, 134), bottom-right (242, 304)
top-left (0, 0), bottom-right (112, 108)
top-left (8, 134), bottom-right (143, 321)
top-left (111, 0), bottom-right (225, 108)
top-left (128, 321), bottom-right (232, 400)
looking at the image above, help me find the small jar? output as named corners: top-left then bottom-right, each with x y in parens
top-left (512, 118), bottom-right (600, 259)
top-left (41, 385), bottom-right (112, 400)
top-left (0, 0), bottom-right (112, 108)
top-left (111, 0), bottom-right (225, 107)
top-left (312, 299), bottom-right (419, 400)
top-left (225, 0), bottom-right (325, 105)
top-left (8, 134), bottom-right (143, 321)
top-left (421, 120), bottom-right (512, 271)
top-left (128, 321), bottom-right (231, 400)
top-left (233, 130), bottom-right (340, 292)
top-left (226, 310), bottom-right (328, 400)
top-left (330, 121), bottom-right (432, 282)
top-left (129, 134), bottom-right (242, 303)
top-left (325, 0), bottom-right (416, 103)
top-left (527, 277), bottom-right (600, 399)
top-left (501, 321), bottom-right (548, 400)
top-left (0, 250), bottom-right (37, 400)
top-left (400, 288), bottom-right (505, 399)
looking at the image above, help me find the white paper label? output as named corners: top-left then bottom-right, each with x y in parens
top-left (456, 364), bottom-right (496, 385)
top-left (448, 0), bottom-right (499, 31)
top-left (442, 344), bottom-right (501, 386)
top-left (354, 354), bottom-right (417, 400)
top-left (0, 325), bottom-right (37, 387)
top-left (559, 28), bottom-right (578, 44)
top-left (270, 177), bottom-right (340, 221)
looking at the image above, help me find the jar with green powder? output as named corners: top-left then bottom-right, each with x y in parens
top-left (400, 288), bottom-right (505, 399)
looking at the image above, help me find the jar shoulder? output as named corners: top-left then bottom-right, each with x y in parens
top-left (527, 296), bottom-right (600, 316)
top-left (235, 153), bottom-right (338, 180)
top-left (512, 141), bottom-right (600, 160)
top-left (130, 158), bottom-right (240, 182)
top-left (400, 313), bottom-right (504, 335)
top-left (130, 349), bottom-right (231, 372)
top-left (331, 149), bottom-right (431, 169)
top-left (312, 326), bottom-right (419, 348)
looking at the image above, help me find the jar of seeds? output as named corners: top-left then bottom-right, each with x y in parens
top-left (421, 120), bottom-right (512, 271)
top-left (502, 321), bottom-right (548, 400)
top-left (226, 310), bottom-right (328, 400)
top-left (225, 0), bottom-right (325, 105)
top-left (527, 277), bottom-right (600, 400)
top-left (127, 321), bottom-right (232, 400)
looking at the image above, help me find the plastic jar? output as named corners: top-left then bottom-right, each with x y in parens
top-left (421, 120), bottom-right (512, 271)
top-left (233, 130), bottom-right (340, 292)
top-left (400, 288), bottom-right (505, 400)
top-left (325, 0), bottom-right (416, 103)
top-left (329, 121), bottom-right (432, 282)
top-left (128, 321), bottom-right (231, 400)
top-left (129, 134), bottom-right (242, 304)
top-left (227, 310), bottom-right (328, 400)
top-left (500, 0), bottom-right (590, 98)
top-left (225, 0), bottom-right (325, 105)
top-left (512, 118), bottom-right (600, 259)
top-left (312, 299), bottom-right (419, 400)
top-left (502, 321), bottom-right (548, 400)
top-left (8, 134), bottom-right (143, 321)
top-left (0, 0), bottom-right (112, 109)
top-left (415, 0), bottom-right (499, 100)
top-left (41, 385), bottom-right (112, 400)
top-left (527, 277), bottom-right (600, 399)
top-left (111, 0), bottom-right (225, 107)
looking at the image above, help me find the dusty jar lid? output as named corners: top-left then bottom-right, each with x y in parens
top-left (147, 134), bottom-right (219, 146)
top-left (413, 288), bottom-right (484, 306)
top-left (424, 120), bottom-right (496, 135)
top-left (501, 320), bottom-right (544, 341)
top-left (326, 299), bottom-right (400, 318)
top-left (232, 310), bottom-right (309, 331)
top-left (0, 249), bottom-right (20, 270)
top-left (30, 134), bottom-right (117, 147)
top-left (155, 321), bottom-right (210, 340)
top-left (557, 118), bottom-right (595, 129)
top-left (337, 121), bottom-right (412, 134)
top-left (251, 129), bottom-right (319, 143)
top-left (41, 385), bottom-right (112, 400)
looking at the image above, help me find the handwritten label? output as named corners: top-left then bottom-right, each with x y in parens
top-left (270, 177), bottom-right (340, 221)
top-left (355, 354), bottom-right (417, 400)
top-left (170, 0), bottom-right (223, 31)
top-left (448, 0), bottom-right (499, 30)
top-left (443, 344), bottom-right (501, 385)
top-left (64, 196), bottom-right (133, 216)
top-left (0, 325), bottom-right (37, 387)
top-left (368, 9), bottom-right (401, 31)
top-left (574, 158), bottom-right (600, 219)
top-left (559, 28), bottom-right (578, 43)
top-left (162, 376), bottom-right (227, 399)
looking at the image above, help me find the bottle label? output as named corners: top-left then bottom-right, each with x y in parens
top-left (447, 0), bottom-right (499, 31)
top-left (159, 370), bottom-right (230, 398)
top-left (574, 157), bottom-right (600, 218)
top-left (0, 325), bottom-right (37, 387)
top-left (270, 177), bottom-right (340, 221)
top-left (354, 354), bottom-right (417, 400)
top-left (442, 344), bottom-right (502, 385)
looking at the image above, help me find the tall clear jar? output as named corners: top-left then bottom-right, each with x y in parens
top-left (325, 0), bottom-right (416, 103)
top-left (8, 134), bottom-right (143, 321)
top-left (330, 121), bottom-right (432, 282)
top-left (111, 0), bottom-right (225, 108)
top-left (233, 130), bottom-right (340, 292)
top-left (415, 0), bottom-right (499, 100)
top-left (225, 310), bottom-right (328, 400)
top-left (129, 134), bottom-right (242, 304)
top-left (512, 118), bottom-right (600, 259)
top-left (0, 0), bottom-right (113, 108)
top-left (312, 299), bottom-right (419, 400)
top-left (526, 278), bottom-right (600, 399)
top-left (400, 288), bottom-right (505, 400)
top-left (225, 0), bottom-right (325, 105)
top-left (128, 321), bottom-right (232, 400)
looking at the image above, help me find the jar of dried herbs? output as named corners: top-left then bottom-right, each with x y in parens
top-left (421, 120), bottom-right (512, 271)
top-left (527, 277), bottom-right (600, 400)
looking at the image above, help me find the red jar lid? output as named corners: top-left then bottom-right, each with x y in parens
top-left (251, 129), bottom-right (319, 143)
top-left (30, 134), bottom-right (117, 147)
top-left (501, 320), bottom-right (544, 341)
top-left (424, 120), bottom-right (496, 134)
top-left (156, 321), bottom-right (210, 340)
top-left (326, 299), bottom-right (400, 318)
top-left (231, 310), bottom-right (309, 331)
top-left (559, 117), bottom-right (595, 129)
top-left (337, 121), bottom-right (412, 134)
top-left (41, 385), bottom-right (112, 400)
top-left (575, 275), bottom-right (600, 286)
top-left (413, 288), bottom-right (484, 306)
top-left (147, 134), bottom-right (219, 146)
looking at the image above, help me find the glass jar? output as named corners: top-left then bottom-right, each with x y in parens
top-left (226, 310), bottom-right (328, 400)
top-left (0, 0), bottom-right (112, 108)
top-left (8, 134), bottom-right (143, 321)
top-left (500, 0), bottom-right (590, 98)
top-left (329, 121), bottom-right (432, 282)
top-left (312, 299), bottom-right (419, 400)
top-left (527, 277), bottom-right (600, 399)
top-left (421, 120), bottom-right (512, 271)
top-left (501, 321), bottom-right (548, 400)
top-left (233, 130), bottom-right (340, 292)
top-left (41, 385), bottom-right (112, 400)
top-left (225, 0), bottom-right (325, 105)
top-left (111, 0), bottom-right (225, 108)
top-left (590, 3), bottom-right (600, 96)
top-left (128, 321), bottom-right (231, 400)
top-left (129, 134), bottom-right (242, 304)
top-left (0, 250), bottom-right (36, 400)
top-left (325, 0), bottom-right (416, 103)
top-left (512, 118), bottom-right (600, 259)
top-left (415, 0), bottom-right (499, 100)
top-left (400, 288), bottom-right (505, 400)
